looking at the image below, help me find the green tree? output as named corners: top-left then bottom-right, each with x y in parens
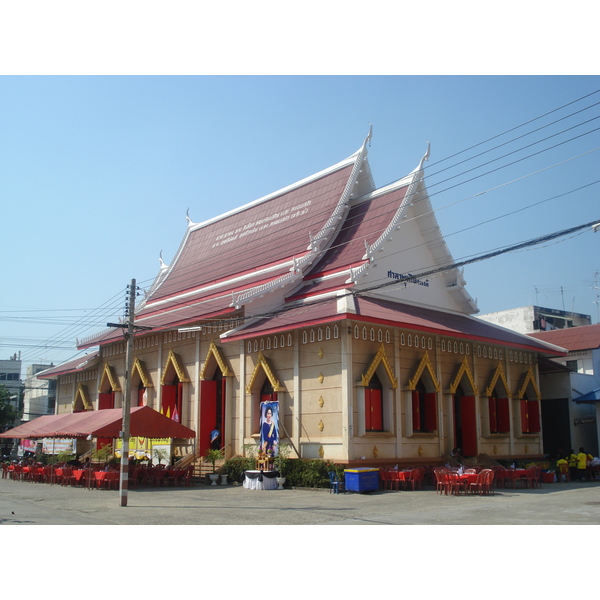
top-left (0, 385), bottom-right (20, 432)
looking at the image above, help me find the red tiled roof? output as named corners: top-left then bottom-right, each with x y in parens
top-left (148, 164), bottom-right (355, 304)
top-left (37, 353), bottom-right (100, 379)
top-left (528, 323), bottom-right (600, 352)
top-left (78, 160), bottom-right (358, 350)
top-left (309, 185), bottom-right (409, 276)
top-left (223, 294), bottom-right (565, 356)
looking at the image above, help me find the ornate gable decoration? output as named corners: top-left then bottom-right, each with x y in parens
top-left (73, 382), bottom-right (92, 411)
top-left (99, 363), bottom-right (122, 393)
top-left (448, 356), bottom-right (478, 395)
top-left (360, 344), bottom-right (397, 388)
top-left (516, 365), bottom-right (541, 401)
top-left (161, 349), bottom-right (190, 385)
top-left (246, 351), bottom-right (286, 394)
top-left (484, 361), bottom-right (511, 398)
top-left (200, 341), bottom-right (233, 380)
top-left (406, 351), bottom-right (440, 392)
top-left (131, 357), bottom-right (153, 388)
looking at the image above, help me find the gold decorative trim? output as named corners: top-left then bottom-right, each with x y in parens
top-left (73, 382), bottom-right (93, 411)
top-left (373, 446), bottom-right (379, 458)
top-left (160, 349), bottom-right (190, 385)
top-left (360, 343), bottom-right (398, 388)
top-left (318, 396), bottom-right (324, 408)
top-left (407, 351), bottom-right (440, 392)
top-left (131, 357), bottom-right (153, 388)
top-left (318, 373), bottom-right (324, 384)
top-left (418, 445), bottom-right (423, 457)
top-left (200, 341), bottom-right (232, 380)
top-left (99, 363), bottom-right (122, 393)
top-left (318, 420), bottom-right (324, 432)
top-left (484, 361), bottom-right (511, 398)
top-left (516, 365), bottom-right (541, 401)
top-left (318, 348), bottom-right (324, 359)
top-left (245, 351), bottom-right (286, 394)
top-left (319, 445), bottom-right (324, 458)
top-left (448, 356), bottom-right (478, 395)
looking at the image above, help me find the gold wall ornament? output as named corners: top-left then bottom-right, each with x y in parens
top-left (418, 445), bottom-right (423, 457)
top-left (407, 352), bottom-right (441, 392)
top-left (517, 366), bottom-right (541, 401)
top-left (448, 356), bottom-right (478, 395)
top-left (319, 445), bottom-right (324, 458)
top-left (360, 343), bottom-right (398, 388)
top-left (373, 446), bottom-right (379, 458)
top-left (319, 396), bottom-right (325, 408)
top-left (318, 347), bottom-right (324, 359)
top-left (318, 420), bottom-right (324, 432)
top-left (200, 341), bottom-right (232, 380)
top-left (245, 351), bottom-right (286, 394)
top-left (73, 382), bottom-right (92, 411)
top-left (493, 445), bottom-right (498, 455)
top-left (318, 372), bottom-right (324, 384)
top-left (485, 361), bottom-right (511, 398)
top-left (524, 444), bottom-right (529, 454)
top-left (161, 349), bottom-right (191, 385)
top-left (131, 357), bottom-right (153, 388)
top-left (99, 363), bottom-right (122, 393)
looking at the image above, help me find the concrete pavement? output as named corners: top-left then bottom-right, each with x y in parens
top-left (1, 475), bottom-right (599, 525)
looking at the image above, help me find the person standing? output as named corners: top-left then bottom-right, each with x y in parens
top-left (576, 447), bottom-right (590, 481)
top-left (568, 449), bottom-right (578, 482)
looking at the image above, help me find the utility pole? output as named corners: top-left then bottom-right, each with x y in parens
top-left (119, 279), bottom-right (137, 507)
top-left (107, 279), bottom-right (150, 507)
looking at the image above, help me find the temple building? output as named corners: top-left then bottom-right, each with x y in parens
top-left (39, 130), bottom-right (566, 465)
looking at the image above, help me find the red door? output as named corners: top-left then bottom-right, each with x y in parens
top-left (200, 380), bottom-right (218, 456)
top-left (460, 396), bottom-right (478, 457)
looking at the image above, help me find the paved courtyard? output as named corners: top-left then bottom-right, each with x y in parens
top-left (1, 475), bottom-right (599, 526)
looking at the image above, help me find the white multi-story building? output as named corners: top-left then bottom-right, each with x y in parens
top-left (23, 364), bottom-right (56, 422)
top-left (479, 305), bottom-right (591, 335)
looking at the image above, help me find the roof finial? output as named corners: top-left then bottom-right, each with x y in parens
top-left (159, 250), bottom-right (169, 271)
top-left (186, 208), bottom-right (198, 227)
top-left (361, 124), bottom-right (373, 154)
top-left (417, 141), bottom-right (430, 171)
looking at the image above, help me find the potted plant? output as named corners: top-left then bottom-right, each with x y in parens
top-left (205, 448), bottom-right (224, 485)
top-left (274, 443), bottom-right (291, 489)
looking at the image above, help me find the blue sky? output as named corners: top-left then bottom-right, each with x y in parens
top-left (1, 75), bottom-right (599, 372)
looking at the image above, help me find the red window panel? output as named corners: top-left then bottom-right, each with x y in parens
top-left (412, 390), bottom-right (420, 432)
top-left (98, 392), bottom-right (114, 410)
top-left (365, 388), bottom-right (383, 431)
top-left (488, 397), bottom-right (498, 433)
top-left (497, 397), bottom-right (510, 433)
top-left (424, 392), bottom-right (437, 431)
top-left (528, 399), bottom-right (541, 433)
top-left (520, 399), bottom-right (529, 433)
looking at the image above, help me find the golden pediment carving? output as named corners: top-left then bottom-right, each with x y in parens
top-left (360, 343), bottom-right (398, 388)
top-left (161, 349), bottom-right (190, 385)
top-left (99, 363), bottom-right (121, 393)
top-left (407, 351), bottom-right (440, 392)
top-left (517, 366), bottom-right (540, 401)
top-left (484, 361), bottom-right (511, 398)
top-left (448, 356), bottom-right (478, 395)
top-left (200, 341), bottom-right (233, 380)
top-left (246, 351), bottom-right (286, 394)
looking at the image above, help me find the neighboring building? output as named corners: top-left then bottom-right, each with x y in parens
top-left (479, 305), bottom-right (591, 335)
top-left (38, 133), bottom-right (566, 466)
top-left (528, 324), bottom-right (600, 457)
top-left (0, 354), bottom-right (22, 418)
top-left (22, 364), bottom-right (57, 422)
